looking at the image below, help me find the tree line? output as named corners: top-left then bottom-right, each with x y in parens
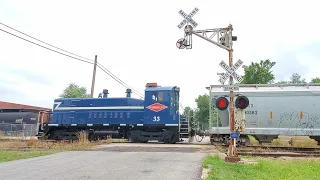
top-left (59, 59), bottom-right (320, 131)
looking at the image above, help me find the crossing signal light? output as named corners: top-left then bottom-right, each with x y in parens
top-left (215, 97), bottom-right (229, 110)
top-left (235, 96), bottom-right (249, 109)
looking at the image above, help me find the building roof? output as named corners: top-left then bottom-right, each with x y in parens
top-left (0, 101), bottom-right (51, 111)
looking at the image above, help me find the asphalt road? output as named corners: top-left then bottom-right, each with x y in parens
top-left (0, 145), bottom-right (207, 180)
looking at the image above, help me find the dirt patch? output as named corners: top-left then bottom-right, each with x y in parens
top-left (96, 146), bottom-right (199, 153)
top-left (238, 157), bottom-right (258, 164)
top-left (201, 167), bottom-right (210, 180)
top-left (265, 156), bottom-right (320, 161)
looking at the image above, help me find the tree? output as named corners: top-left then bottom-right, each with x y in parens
top-left (241, 59), bottom-right (276, 84)
top-left (194, 94), bottom-right (210, 130)
top-left (275, 80), bottom-right (289, 84)
top-left (289, 73), bottom-right (306, 83)
top-left (310, 77), bottom-right (320, 83)
top-left (183, 106), bottom-right (196, 130)
top-left (183, 106), bottom-right (192, 115)
top-left (59, 83), bottom-right (90, 98)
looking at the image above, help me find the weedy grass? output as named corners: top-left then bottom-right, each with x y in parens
top-left (290, 137), bottom-right (318, 148)
top-left (0, 131), bottom-right (114, 162)
top-left (203, 155), bottom-right (320, 180)
top-left (248, 135), bottom-right (319, 148)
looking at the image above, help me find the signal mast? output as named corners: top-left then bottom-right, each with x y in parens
top-left (176, 8), bottom-right (250, 162)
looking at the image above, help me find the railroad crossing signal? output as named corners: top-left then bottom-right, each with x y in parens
top-left (177, 8), bottom-right (199, 29)
top-left (218, 59), bottom-right (244, 85)
top-left (215, 96), bottom-right (250, 111)
top-left (175, 14), bottom-right (241, 161)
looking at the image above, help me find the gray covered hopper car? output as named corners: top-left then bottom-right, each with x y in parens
top-left (207, 83), bottom-right (320, 146)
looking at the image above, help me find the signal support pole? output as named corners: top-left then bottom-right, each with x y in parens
top-left (227, 42), bottom-right (238, 162)
top-left (90, 55), bottom-right (98, 98)
top-left (176, 9), bottom-right (241, 162)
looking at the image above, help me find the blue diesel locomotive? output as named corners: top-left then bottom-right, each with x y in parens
top-left (39, 83), bottom-right (190, 143)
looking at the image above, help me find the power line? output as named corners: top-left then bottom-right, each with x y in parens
top-left (0, 28), bottom-right (94, 64)
top-left (0, 25), bottom-right (144, 98)
top-left (97, 63), bottom-right (144, 98)
top-left (0, 22), bottom-right (94, 62)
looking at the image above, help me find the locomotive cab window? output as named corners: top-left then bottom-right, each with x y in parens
top-left (175, 90), bottom-right (179, 112)
top-left (170, 91), bottom-right (176, 114)
top-left (152, 92), bottom-right (164, 101)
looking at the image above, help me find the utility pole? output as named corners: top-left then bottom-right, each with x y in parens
top-left (176, 8), bottom-right (242, 162)
top-left (90, 55), bottom-right (98, 98)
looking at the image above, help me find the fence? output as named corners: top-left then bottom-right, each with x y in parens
top-left (0, 123), bottom-right (39, 138)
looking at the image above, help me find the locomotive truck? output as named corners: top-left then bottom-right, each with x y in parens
top-left (35, 83), bottom-right (190, 143)
top-left (208, 83), bottom-right (320, 146)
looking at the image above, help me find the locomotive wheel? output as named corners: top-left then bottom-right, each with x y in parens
top-left (88, 132), bottom-right (97, 142)
top-left (163, 132), bottom-right (178, 144)
top-left (48, 130), bottom-right (64, 140)
top-left (127, 131), bottom-right (134, 142)
top-left (127, 130), bottom-right (141, 143)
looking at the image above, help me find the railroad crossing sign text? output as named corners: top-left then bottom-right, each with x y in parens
top-left (223, 85), bottom-right (239, 91)
top-left (177, 8), bottom-right (199, 29)
top-left (218, 59), bottom-right (244, 84)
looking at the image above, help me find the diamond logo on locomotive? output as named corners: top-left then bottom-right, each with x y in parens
top-left (146, 103), bottom-right (168, 112)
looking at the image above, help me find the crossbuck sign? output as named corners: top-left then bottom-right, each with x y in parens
top-left (177, 8), bottom-right (199, 29)
top-left (218, 59), bottom-right (244, 84)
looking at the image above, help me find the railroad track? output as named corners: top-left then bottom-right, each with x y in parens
top-left (238, 151), bottom-right (320, 157)
top-left (216, 144), bottom-right (320, 158)
top-left (2, 139), bottom-right (320, 157)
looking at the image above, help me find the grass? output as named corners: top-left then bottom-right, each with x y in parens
top-left (0, 131), bottom-right (114, 163)
top-left (203, 155), bottom-right (320, 180)
top-left (0, 151), bottom-right (54, 163)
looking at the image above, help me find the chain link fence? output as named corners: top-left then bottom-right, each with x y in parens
top-left (0, 123), bottom-right (39, 138)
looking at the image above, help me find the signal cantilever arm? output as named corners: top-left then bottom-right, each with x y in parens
top-left (191, 28), bottom-right (231, 51)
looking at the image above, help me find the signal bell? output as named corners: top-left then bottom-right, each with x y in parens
top-left (235, 96), bottom-right (249, 109)
top-left (215, 97), bottom-right (229, 110)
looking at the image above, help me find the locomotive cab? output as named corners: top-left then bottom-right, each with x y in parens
top-left (143, 83), bottom-right (180, 126)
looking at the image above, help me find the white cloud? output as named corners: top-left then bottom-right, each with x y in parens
top-left (0, 0), bottom-right (319, 109)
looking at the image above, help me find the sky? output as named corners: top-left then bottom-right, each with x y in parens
top-left (0, 0), bottom-right (319, 110)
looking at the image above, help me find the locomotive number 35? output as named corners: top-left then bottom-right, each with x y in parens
top-left (153, 116), bottom-right (160, 122)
